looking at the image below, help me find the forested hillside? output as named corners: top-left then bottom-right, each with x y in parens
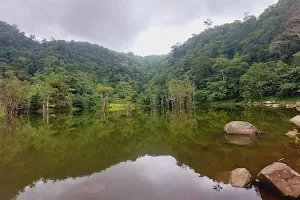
top-left (148, 0), bottom-right (300, 102)
top-left (0, 21), bottom-right (165, 113)
top-left (0, 0), bottom-right (299, 116)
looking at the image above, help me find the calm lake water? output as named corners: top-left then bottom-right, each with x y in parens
top-left (0, 106), bottom-right (299, 200)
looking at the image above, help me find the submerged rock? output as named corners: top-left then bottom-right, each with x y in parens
top-left (224, 121), bottom-right (260, 135)
top-left (225, 134), bottom-right (255, 146)
top-left (229, 168), bottom-right (252, 188)
top-left (272, 104), bottom-right (280, 108)
top-left (291, 116), bottom-right (300, 127)
top-left (285, 129), bottom-right (300, 138)
top-left (257, 162), bottom-right (300, 199)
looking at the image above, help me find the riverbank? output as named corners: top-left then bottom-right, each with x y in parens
top-left (206, 97), bottom-right (300, 108)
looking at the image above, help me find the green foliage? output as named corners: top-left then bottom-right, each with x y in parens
top-left (240, 63), bottom-right (278, 99)
top-left (146, 0), bottom-right (300, 102)
top-left (0, 0), bottom-right (300, 114)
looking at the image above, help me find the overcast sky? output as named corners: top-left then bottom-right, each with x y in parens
top-left (0, 0), bottom-right (278, 56)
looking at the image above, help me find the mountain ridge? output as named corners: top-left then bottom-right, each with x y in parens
top-left (0, 0), bottom-right (299, 114)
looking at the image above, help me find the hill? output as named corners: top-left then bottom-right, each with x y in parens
top-left (0, 0), bottom-right (299, 115)
top-left (148, 0), bottom-right (300, 102)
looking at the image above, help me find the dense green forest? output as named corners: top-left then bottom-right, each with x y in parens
top-left (0, 0), bottom-right (300, 116)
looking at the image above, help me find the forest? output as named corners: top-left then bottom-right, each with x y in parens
top-left (0, 0), bottom-right (300, 117)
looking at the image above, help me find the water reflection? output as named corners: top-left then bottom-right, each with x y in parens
top-left (0, 107), bottom-right (299, 200)
top-left (15, 156), bottom-right (261, 200)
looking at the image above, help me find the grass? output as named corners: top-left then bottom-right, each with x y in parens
top-left (108, 103), bottom-right (136, 111)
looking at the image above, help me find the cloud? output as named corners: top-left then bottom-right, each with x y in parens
top-left (0, 0), bottom-right (277, 53)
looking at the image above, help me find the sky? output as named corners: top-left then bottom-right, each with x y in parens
top-left (0, 0), bottom-right (278, 56)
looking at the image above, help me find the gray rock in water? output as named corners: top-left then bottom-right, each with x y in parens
top-left (257, 162), bottom-right (300, 199)
top-left (224, 121), bottom-right (260, 135)
top-left (285, 129), bottom-right (300, 138)
top-left (264, 101), bottom-right (273, 105)
top-left (229, 168), bottom-right (252, 188)
top-left (286, 104), bottom-right (295, 109)
top-left (296, 102), bottom-right (300, 107)
top-left (291, 116), bottom-right (300, 127)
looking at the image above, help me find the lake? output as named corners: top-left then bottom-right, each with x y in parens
top-left (0, 106), bottom-right (299, 200)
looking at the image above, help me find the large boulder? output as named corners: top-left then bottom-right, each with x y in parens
top-left (291, 116), bottom-right (300, 127)
top-left (229, 168), bottom-right (252, 188)
top-left (257, 162), bottom-right (300, 199)
top-left (224, 121), bottom-right (260, 135)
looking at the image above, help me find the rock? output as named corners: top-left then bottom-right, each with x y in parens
top-left (285, 129), bottom-right (300, 138)
top-left (229, 168), bottom-right (252, 188)
top-left (297, 107), bottom-right (300, 112)
top-left (224, 121), bottom-right (260, 135)
top-left (257, 162), bottom-right (300, 199)
top-left (264, 101), bottom-right (273, 105)
top-left (287, 104), bottom-right (295, 109)
top-left (272, 104), bottom-right (280, 108)
top-left (296, 102), bottom-right (300, 107)
top-left (225, 134), bottom-right (255, 146)
top-left (291, 116), bottom-right (300, 127)
top-left (269, 98), bottom-right (276, 104)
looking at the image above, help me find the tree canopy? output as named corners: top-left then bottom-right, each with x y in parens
top-left (0, 0), bottom-right (300, 116)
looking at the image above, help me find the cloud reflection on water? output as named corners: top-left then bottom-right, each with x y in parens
top-left (15, 155), bottom-right (261, 200)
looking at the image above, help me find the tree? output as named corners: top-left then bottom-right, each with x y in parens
top-left (0, 76), bottom-right (29, 117)
top-left (168, 79), bottom-right (193, 112)
top-left (240, 63), bottom-right (278, 99)
top-left (96, 84), bottom-right (113, 114)
top-left (204, 19), bottom-right (213, 29)
top-left (117, 82), bottom-right (132, 115)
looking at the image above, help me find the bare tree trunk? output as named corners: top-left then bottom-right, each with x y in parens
top-left (179, 96), bottom-right (183, 112)
top-left (103, 95), bottom-right (107, 113)
top-left (152, 94), bottom-right (156, 109)
top-left (103, 94), bottom-right (107, 121)
top-left (43, 99), bottom-right (45, 120)
top-left (165, 91), bottom-right (169, 111)
top-left (187, 92), bottom-right (192, 114)
top-left (161, 97), bottom-right (164, 115)
top-left (126, 99), bottom-right (131, 116)
top-left (26, 99), bottom-right (31, 116)
top-left (46, 96), bottom-right (50, 114)
top-left (192, 85), bottom-right (196, 115)
top-left (46, 112), bottom-right (49, 124)
top-left (171, 99), bottom-right (175, 113)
